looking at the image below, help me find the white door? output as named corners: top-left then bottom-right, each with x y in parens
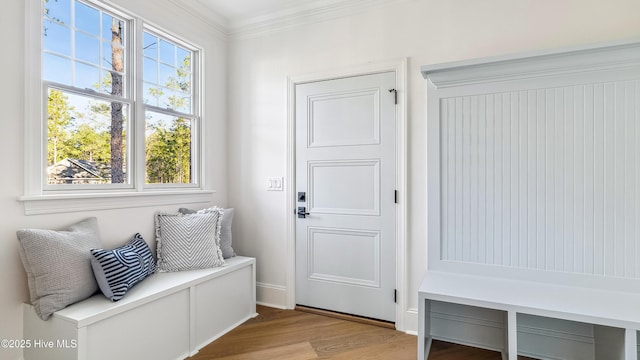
top-left (295, 72), bottom-right (396, 322)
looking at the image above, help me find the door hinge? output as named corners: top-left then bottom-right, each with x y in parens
top-left (394, 190), bottom-right (398, 204)
top-left (388, 88), bottom-right (398, 105)
top-left (394, 289), bottom-right (397, 303)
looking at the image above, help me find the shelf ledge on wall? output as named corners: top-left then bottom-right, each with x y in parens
top-left (421, 39), bottom-right (640, 88)
top-left (18, 190), bottom-right (215, 215)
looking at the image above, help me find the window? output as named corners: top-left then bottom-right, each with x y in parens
top-left (39, 0), bottom-right (201, 191)
top-left (142, 30), bottom-right (196, 185)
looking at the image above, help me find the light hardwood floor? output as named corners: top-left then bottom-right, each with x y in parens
top-left (189, 305), bottom-right (530, 359)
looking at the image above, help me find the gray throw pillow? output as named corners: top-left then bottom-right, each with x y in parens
top-left (17, 218), bottom-right (102, 320)
top-left (90, 233), bottom-right (156, 302)
top-left (155, 211), bottom-right (225, 272)
top-left (178, 207), bottom-right (236, 259)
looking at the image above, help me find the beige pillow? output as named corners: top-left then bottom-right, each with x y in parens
top-left (155, 211), bottom-right (225, 272)
top-left (178, 207), bottom-right (236, 258)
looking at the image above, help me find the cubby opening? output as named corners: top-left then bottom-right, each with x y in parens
top-left (517, 313), bottom-right (628, 360)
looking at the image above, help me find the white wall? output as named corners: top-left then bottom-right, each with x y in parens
top-left (3, 1), bottom-right (640, 357)
top-left (227, 0), bottom-right (640, 331)
top-left (0, 1), bottom-right (227, 359)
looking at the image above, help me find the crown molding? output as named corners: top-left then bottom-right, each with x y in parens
top-left (167, 0), bottom-right (229, 39)
top-left (171, 0), bottom-right (409, 40)
top-left (229, 0), bottom-right (409, 40)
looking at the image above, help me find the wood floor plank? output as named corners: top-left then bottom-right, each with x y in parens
top-left (311, 326), bottom-right (407, 357)
top-left (213, 342), bottom-right (318, 360)
top-left (188, 305), bottom-right (531, 360)
top-left (321, 333), bottom-right (417, 360)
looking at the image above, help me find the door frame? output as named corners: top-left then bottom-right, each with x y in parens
top-left (285, 58), bottom-right (408, 331)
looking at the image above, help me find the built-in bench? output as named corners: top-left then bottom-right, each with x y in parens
top-left (418, 271), bottom-right (640, 360)
top-left (23, 256), bottom-right (256, 360)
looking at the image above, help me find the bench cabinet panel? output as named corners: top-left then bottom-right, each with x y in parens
top-left (24, 256), bottom-right (256, 360)
top-left (194, 262), bottom-right (254, 349)
top-left (86, 290), bottom-right (191, 360)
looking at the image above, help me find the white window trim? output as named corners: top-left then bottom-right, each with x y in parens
top-left (21, 0), bottom-right (212, 215)
top-left (140, 22), bottom-right (204, 191)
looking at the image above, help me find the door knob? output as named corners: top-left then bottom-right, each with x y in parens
top-left (297, 206), bottom-right (310, 218)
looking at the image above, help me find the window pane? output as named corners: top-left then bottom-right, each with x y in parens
top-left (43, 20), bottom-right (71, 56)
top-left (145, 111), bottom-right (192, 184)
top-left (43, 0), bottom-right (126, 98)
top-left (176, 56), bottom-right (192, 94)
top-left (166, 93), bottom-right (190, 114)
top-left (105, 19), bottom-right (126, 96)
top-left (75, 31), bottom-right (100, 64)
top-left (159, 63), bottom-right (174, 87)
top-left (101, 42), bottom-right (125, 72)
top-left (101, 13), bottom-right (115, 41)
top-left (178, 96), bottom-right (191, 114)
top-left (44, 0), bottom-right (71, 25)
top-left (177, 48), bottom-right (190, 70)
top-left (143, 31), bottom-right (193, 113)
top-left (159, 88), bottom-right (175, 109)
top-left (159, 39), bottom-right (175, 65)
top-left (99, 70), bottom-right (112, 94)
top-left (43, 53), bottom-right (71, 85)
top-left (143, 33), bottom-right (158, 59)
top-left (143, 82), bottom-right (160, 107)
top-left (106, 18), bottom-right (126, 48)
top-left (74, 1), bottom-right (99, 34)
top-left (159, 89), bottom-right (190, 113)
top-left (47, 88), bottom-right (129, 185)
top-left (101, 41), bottom-right (112, 68)
top-left (143, 57), bottom-right (158, 83)
top-left (74, 62), bottom-right (100, 90)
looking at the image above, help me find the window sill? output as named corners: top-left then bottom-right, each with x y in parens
top-left (18, 190), bottom-right (216, 215)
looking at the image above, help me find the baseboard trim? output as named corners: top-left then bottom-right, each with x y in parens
top-left (256, 282), bottom-right (287, 309)
top-left (256, 301), bottom-right (287, 310)
top-left (404, 308), bottom-right (418, 335)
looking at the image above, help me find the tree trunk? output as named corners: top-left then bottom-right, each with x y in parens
top-left (110, 19), bottom-right (124, 183)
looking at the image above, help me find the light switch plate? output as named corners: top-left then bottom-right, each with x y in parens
top-left (267, 177), bottom-right (284, 191)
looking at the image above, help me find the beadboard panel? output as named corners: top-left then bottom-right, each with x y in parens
top-left (429, 301), bottom-right (506, 352)
top-left (439, 80), bottom-right (640, 278)
top-left (518, 313), bottom-right (595, 360)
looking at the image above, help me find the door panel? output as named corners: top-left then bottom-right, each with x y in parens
top-left (307, 227), bottom-right (381, 287)
top-left (295, 71), bottom-right (396, 322)
top-left (309, 160), bottom-right (379, 215)
top-left (308, 89), bottom-right (380, 147)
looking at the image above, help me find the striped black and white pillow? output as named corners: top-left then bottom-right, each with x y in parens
top-left (155, 210), bottom-right (225, 272)
top-left (90, 233), bottom-right (156, 301)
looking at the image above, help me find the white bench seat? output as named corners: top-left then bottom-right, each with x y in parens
top-left (419, 271), bottom-right (640, 360)
top-left (24, 256), bottom-right (257, 360)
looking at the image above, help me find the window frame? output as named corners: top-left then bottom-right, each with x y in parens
top-left (42, 82), bottom-right (135, 191)
top-left (141, 24), bottom-right (201, 189)
top-left (21, 0), bottom-right (212, 215)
